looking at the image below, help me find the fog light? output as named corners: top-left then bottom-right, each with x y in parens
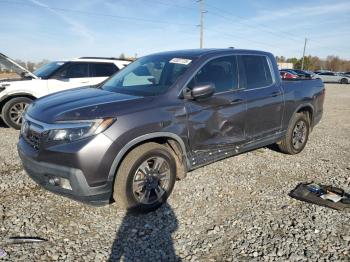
top-left (59, 178), bottom-right (72, 190)
top-left (48, 177), bottom-right (60, 186)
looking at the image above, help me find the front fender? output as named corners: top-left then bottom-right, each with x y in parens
top-left (106, 132), bottom-right (190, 182)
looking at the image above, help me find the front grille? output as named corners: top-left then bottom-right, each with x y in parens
top-left (22, 120), bottom-right (44, 150)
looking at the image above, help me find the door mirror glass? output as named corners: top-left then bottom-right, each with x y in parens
top-left (184, 83), bottom-right (215, 100)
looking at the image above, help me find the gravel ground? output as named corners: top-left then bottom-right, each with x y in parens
top-left (0, 84), bottom-right (349, 261)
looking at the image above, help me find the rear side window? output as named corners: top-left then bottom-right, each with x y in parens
top-left (91, 63), bottom-right (118, 77)
top-left (241, 55), bottom-right (273, 89)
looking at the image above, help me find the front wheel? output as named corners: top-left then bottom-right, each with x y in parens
top-left (2, 97), bottom-right (33, 129)
top-left (113, 142), bottom-right (177, 212)
top-left (340, 78), bottom-right (348, 84)
top-left (278, 113), bottom-right (310, 154)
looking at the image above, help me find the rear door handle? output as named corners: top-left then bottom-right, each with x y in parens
top-left (230, 98), bottom-right (244, 105)
top-left (271, 91), bottom-right (282, 97)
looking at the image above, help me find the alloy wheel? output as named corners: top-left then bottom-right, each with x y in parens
top-left (292, 120), bottom-right (307, 150)
top-left (9, 102), bottom-right (28, 125)
top-left (132, 156), bottom-right (171, 205)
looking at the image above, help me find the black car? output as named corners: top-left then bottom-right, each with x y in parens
top-left (18, 49), bottom-right (325, 211)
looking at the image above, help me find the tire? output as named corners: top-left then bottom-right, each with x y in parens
top-left (113, 142), bottom-right (177, 212)
top-left (278, 113), bottom-right (310, 155)
top-left (340, 78), bottom-right (348, 84)
top-left (1, 97), bottom-right (33, 130)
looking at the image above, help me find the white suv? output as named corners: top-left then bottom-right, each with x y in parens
top-left (0, 54), bottom-right (131, 129)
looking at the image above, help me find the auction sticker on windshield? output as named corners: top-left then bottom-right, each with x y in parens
top-left (170, 58), bottom-right (192, 65)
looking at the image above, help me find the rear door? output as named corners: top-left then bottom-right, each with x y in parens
top-left (239, 55), bottom-right (283, 139)
top-left (47, 62), bottom-right (90, 93)
top-left (185, 55), bottom-right (246, 152)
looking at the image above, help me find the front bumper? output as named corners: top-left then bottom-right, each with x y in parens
top-left (18, 144), bottom-right (113, 205)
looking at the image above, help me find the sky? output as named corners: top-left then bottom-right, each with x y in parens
top-left (0, 0), bottom-right (349, 62)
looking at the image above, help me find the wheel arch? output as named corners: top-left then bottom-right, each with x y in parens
top-left (290, 103), bottom-right (314, 128)
top-left (107, 132), bottom-right (190, 182)
top-left (0, 93), bottom-right (37, 115)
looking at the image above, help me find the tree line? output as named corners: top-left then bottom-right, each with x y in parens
top-left (276, 55), bottom-right (350, 72)
top-left (2, 53), bottom-right (349, 73)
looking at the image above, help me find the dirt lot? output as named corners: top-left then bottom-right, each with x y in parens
top-left (0, 84), bottom-right (349, 261)
top-left (0, 72), bottom-right (20, 80)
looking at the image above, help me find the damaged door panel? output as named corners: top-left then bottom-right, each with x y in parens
top-left (187, 91), bottom-right (246, 151)
top-left (185, 55), bottom-right (246, 158)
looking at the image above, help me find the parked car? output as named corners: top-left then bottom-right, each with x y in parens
top-left (282, 69), bottom-right (315, 79)
top-left (280, 70), bottom-right (298, 79)
top-left (18, 49), bottom-right (325, 212)
top-left (314, 70), bottom-right (331, 74)
top-left (0, 53), bottom-right (131, 129)
top-left (315, 71), bottom-right (350, 84)
top-left (344, 72), bottom-right (350, 77)
top-left (292, 69), bottom-right (315, 79)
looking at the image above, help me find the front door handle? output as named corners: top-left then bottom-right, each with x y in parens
top-left (271, 91), bottom-right (282, 97)
top-left (230, 98), bottom-right (244, 105)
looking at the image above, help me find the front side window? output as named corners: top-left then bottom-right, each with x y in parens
top-left (241, 55), bottom-right (273, 89)
top-left (188, 56), bottom-right (238, 93)
top-left (101, 55), bottom-right (194, 96)
top-left (55, 63), bottom-right (89, 79)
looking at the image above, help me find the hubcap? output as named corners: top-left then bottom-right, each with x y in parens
top-left (9, 102), bottom-right (28, 125)
top-left (132, 156), bottom-right (171, 205)
top-left (292, 120), bottom-right (307, 150)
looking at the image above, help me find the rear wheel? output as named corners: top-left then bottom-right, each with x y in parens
top-left (340, 78), bottom-right (348, 84)
top-left (278, 113), bottom-right (310, 154)
top-left (2, 97), bottom-right (32, 129)
top-left (113, 142), bottom-right (177, 212)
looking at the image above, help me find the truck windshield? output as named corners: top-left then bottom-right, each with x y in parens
top-left (101, 55), bottom-right (194, 96)
top-left (33, 61), bottom-right (65, 79)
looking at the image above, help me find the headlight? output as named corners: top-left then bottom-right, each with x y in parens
top-left (48, 118), bottom-right (114, 142)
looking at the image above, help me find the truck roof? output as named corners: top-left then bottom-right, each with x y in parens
top-left (153, 48), bottom-right (272, 58)
top-left (71, 57), bottom-right (132, 64)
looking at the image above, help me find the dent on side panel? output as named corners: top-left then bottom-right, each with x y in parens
top-left (186, 94), bottom-right (246, 152)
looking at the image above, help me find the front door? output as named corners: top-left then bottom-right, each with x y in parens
top-left (48, 62), bottom-right (91, 93)
top-left (185, 56), bottom-right (246, 154)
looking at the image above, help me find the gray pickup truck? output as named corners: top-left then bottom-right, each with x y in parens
top-left (18, 49), bottom-right (325, 211)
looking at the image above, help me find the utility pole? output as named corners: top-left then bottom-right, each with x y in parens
top-left (301, 38), bottom-right (308, 70)
top-left (198, 0), bottom-right (205, 48)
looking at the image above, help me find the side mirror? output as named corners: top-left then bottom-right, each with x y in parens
top-left (184, 83), bottom-right (215, 100)
top-left (20, 72), bottom-right (33, 80)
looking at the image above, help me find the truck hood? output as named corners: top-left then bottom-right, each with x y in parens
top-left (0, 53), bottom-right (38, 81)
top-left (27, 87), bottom-right (151, 123)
